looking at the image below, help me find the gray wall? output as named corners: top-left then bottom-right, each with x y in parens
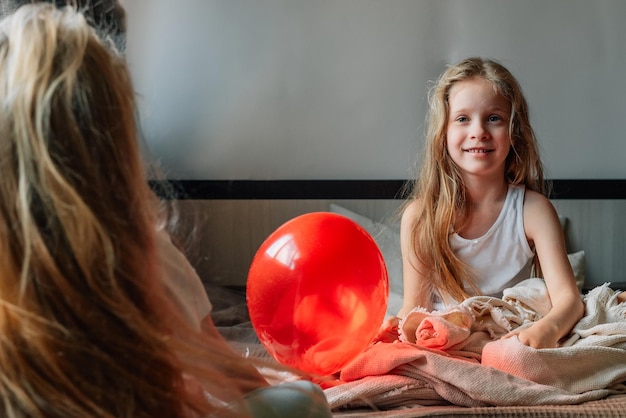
top-left (125, 0), bottom-right (626, 180)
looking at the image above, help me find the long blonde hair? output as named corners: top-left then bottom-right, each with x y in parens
top-left (407, 57), bottom-right (546, 302)
top-left (0, 4), bottom-right (257, 417)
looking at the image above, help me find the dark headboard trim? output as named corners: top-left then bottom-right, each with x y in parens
top-left (150, 179), bottom-right (626, 200)
top-left (150, 180), bottom-right (411, 200)
top-left (548, 180), bottom-right (626, 199)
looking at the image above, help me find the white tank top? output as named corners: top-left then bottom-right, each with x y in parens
top-left (433, 185), bottom-right (535, 309)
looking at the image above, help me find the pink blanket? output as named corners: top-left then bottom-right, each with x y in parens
top-left (324, 280), bottom-right (626, 410)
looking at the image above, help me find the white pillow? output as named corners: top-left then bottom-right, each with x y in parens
top-left (559, 217), bottom-right (586, 291)
top-left (328, 204), bottom-right (403, 317)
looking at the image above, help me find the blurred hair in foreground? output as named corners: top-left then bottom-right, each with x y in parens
top-left (0, 3), bottom-right (317, 417)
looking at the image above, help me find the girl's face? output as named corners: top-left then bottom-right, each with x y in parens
top-left (445, 77), bottom-right (511, 181)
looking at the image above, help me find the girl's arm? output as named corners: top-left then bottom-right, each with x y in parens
top-left (373, 199), bottom-right (433, 343)
top-left (397, 199), bottom-right (434, 318)
top-left (510, 190), bottom-right (585, 348)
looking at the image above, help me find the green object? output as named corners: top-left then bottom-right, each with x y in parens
top-left (243, 380), bottom-right (332, 418)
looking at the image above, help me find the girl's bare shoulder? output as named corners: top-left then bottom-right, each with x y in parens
top-left (522, 188), bottom-right (560, 235)
top-left (522, 188), bottom-right (555, 213)
top-left (401, 198), bottom-right (423, 225)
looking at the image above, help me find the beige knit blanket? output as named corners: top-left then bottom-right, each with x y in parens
top-left (325, 280), bottom-right (626, 410)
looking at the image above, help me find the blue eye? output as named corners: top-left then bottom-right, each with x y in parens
top-left (456, 116), bottom-right (468, 123)
top-left (488, 115), bottom-right (502, 122)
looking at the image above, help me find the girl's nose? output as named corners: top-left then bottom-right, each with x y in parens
top-left (470, 120), bottom-right (488, 140)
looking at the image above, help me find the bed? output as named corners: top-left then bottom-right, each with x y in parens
top-left (166, 179), bottom-right (626, 417)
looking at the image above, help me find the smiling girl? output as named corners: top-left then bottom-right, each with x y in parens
top-left (384, 57), bottom-right (584, 349)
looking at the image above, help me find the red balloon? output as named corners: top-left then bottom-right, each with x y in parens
top-left (247, 212), bottom-right (388, 376)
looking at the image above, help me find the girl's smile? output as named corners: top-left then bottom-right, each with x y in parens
top-left (464, 147), bottom-right (495, 154)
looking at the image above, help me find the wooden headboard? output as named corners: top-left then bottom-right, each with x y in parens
top-left (159, 180), bottom-right (626, 292)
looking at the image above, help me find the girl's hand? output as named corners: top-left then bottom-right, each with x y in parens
top-left (372, 316), bottom-right (400, 344)
top-left (503, 320), bottom-right (560, 349)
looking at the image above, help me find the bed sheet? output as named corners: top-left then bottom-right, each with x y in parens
top-left (206, 283), bottom-right (626, 417)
